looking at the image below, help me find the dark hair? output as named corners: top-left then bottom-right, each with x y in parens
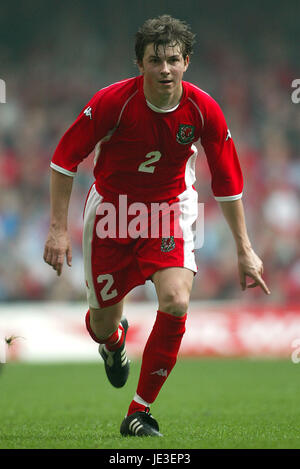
top-left (135, 15), bottom-right (196, 64)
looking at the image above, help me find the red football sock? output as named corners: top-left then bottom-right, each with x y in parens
top-left (85, 310), bottom-right (124, 351)
top-left (127, 310), bottom-right (186, 415)
top-left (127, 399), bottom-right (149, 416)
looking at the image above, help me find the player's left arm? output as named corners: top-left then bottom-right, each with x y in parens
top-left (200, 93), bottom-right (270, 295)
top-left (218, 198), bottom-right (270, 295)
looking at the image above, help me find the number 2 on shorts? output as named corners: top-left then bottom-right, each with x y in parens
top-left (97, 274), bottom-right (118, 301)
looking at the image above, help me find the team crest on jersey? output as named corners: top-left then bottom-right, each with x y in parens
top-left (176, 124), bottom-right (195, 144)
top-left (161, 236), bottom-right (175, 253)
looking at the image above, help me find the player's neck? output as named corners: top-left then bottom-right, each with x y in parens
top-left (143, 82), bottom-right (183, 110)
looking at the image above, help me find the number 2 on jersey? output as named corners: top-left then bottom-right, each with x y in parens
top-left (138, 151), bottom-right (162, 174)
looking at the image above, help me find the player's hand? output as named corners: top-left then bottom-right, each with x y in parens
top-left (237, 247), bottom-right (270, 295)
top-left (43, 227), bottom-right (72, 276)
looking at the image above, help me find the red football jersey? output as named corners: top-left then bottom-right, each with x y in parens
top-left (51, 75), bottom-right (243, 202)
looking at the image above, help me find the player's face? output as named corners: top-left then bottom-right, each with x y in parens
top-left (138, 43), bottom-right (189, 103)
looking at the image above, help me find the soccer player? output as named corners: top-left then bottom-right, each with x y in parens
top-left (43, 15), bottom-right (270, 437)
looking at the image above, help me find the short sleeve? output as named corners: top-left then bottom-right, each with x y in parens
top-left (200, 97), bottom-right (243, 201)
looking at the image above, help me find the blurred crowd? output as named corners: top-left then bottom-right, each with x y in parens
top-left (0, 3), bottom-right (299, 304)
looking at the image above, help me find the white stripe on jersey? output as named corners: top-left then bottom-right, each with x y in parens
top-left (82, 184), bottom-right (103, 308)
top-left (187, 97), bottom-right (205, 128)
top-left (187, 82), bottom-right (211, 97)
top-left (184, 144), bottom-right (198, 188)
top-left (116, 90), bottom-right (139, 127)
top-left (177, 186), bottom-right (198, 272)
top-left (93, 89), bottom-right (139, 167)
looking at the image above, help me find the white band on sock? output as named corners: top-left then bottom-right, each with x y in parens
top-left (103, 326), bottom-right (122, 353)
top-left (133, 393), bottom-right (150, 407)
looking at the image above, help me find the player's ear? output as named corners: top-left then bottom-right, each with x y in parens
top-left (137, 60), bottom-right (145, 75)
top-left (183, 55), bottom-right (190, 72)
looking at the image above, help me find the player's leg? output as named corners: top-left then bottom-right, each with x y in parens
top-left (85, 300), bottom-right (130, 388)
top-left (151, 266), bottom-right (194, 316)
top-left (82, 185), bottom-right (131, 387)
top-left (121, 267), bottom-right (193, 436)
top-left (130, 267), bottom-right (193, 407)
top-left (88, 300), bottom-right (124, 342)
top-left (121, 187), bottom-right (197, 435)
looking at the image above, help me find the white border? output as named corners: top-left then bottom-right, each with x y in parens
top-left (50, 162), bottom-right (76, 177)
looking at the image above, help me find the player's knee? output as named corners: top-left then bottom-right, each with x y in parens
top-left (159, 289), bottom-right (189, 316)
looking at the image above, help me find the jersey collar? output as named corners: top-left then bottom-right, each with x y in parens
top-left (138, 75), bottom-right (186, 113)
top-left (145, 99), bottom-right (180, 113)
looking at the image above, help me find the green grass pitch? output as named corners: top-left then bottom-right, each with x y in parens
top-left (0, 358), bottom-right (299, 449)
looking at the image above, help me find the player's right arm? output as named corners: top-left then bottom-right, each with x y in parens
top-left (43, 96), bottom-right (99, 276)
top-left (43, 169), bottom-right (73, 276)
top-left (43, 84), bottom-right (125, 276)
top-left (43, 92), bottom-right (101, 276)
